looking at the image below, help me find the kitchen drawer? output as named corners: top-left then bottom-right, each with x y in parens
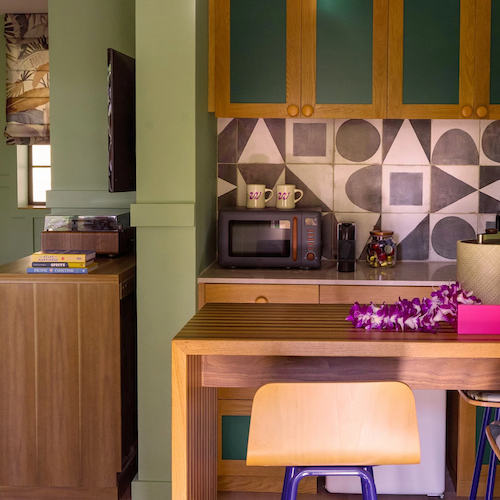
top-left (320, 285), bottom-right (435, 304)
top-left (200, 284), bottom-right (319, 307)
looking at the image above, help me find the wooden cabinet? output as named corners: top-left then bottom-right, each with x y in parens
top-left (320, 284), bottom-right (435, 303)
top-left (214, 0), bottom-right (388, 118)
top-left (212, 0), bottom-right (500, 119)
top-left (0, 254), bottom-right (137, 500)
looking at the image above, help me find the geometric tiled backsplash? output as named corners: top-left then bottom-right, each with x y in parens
top-left (217, 118), bottom-right (500, 262)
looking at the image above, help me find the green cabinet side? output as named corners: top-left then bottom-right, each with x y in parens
top-left (316, 0), bottom-right (373, 105)
top-left (222, 415), bottom-right (251, 460)
top-left (230, 0), bottom-right (287, 103)
top-left (402, 0), bottom-right (460, 105)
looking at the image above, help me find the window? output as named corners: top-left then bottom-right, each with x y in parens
top-left (29, 145), bottom-right (51, 206)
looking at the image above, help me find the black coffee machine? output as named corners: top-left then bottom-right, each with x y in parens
top-left (337, 222), bottom-right (356, 272)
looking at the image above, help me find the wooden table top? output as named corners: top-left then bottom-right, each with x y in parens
top-left (173, 303), bottom-right (500, 359)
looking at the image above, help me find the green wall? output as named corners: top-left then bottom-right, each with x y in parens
top-left (48, 0), bottom-right (136, 212)
top-left (0, 16), bottom-right (50, 265)
top-left (132, 0), bottom-right (216, 498)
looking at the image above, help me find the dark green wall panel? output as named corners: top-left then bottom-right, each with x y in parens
top-left (230, 0), bottom-right (287, 103)
top-left (222, 415), bottom-right (250, 460)
top-left (491, 1), bottom-right (500, 104)
top-left (316, 0), bottom-right (373, 104)
top-left (403, 0), bottom-right (460, 105)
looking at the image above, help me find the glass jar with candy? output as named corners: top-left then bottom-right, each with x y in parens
top-left (366, 230), bottom-right (397, 267)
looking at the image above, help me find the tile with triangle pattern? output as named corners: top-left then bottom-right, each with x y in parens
top-left (285, 164), bottom-right (333, 212)
top-left (381, 214), bottom-right (429, 261)
top-left (383, 119), bottom-right (430, 165)
top-left (431, 120), bottom-right (480, 165)
top-left (285, 119), bottom-right (333, 163)
top-left (218, 118), bottom-right (237, 163)
top-left (238, 118), bottom-right (284, 163)
top-left (429, 214), bottom-right (477, 261)
top-left (480, 165), bottom-right (500, 189)
top-left (479, 165), bottom-right (500, 213)
top-left (430, 165), bottom-right (478, 213)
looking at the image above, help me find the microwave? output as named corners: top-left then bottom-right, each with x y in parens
top-left (218, 207), bottom-right (322, 268)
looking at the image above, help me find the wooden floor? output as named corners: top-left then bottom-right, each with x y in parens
top-left (217, 472), bottom-right (467, 500)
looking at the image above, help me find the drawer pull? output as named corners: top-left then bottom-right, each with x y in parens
top-left (255, 296), bottom-right (268, 303)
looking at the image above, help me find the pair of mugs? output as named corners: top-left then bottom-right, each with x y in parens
top-left (246, 184), bottom-right (304, 209)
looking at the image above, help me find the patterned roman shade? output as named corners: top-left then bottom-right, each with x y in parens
top-left (4, 14), bottom-right (49, 145)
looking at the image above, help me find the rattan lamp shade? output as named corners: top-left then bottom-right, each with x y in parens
top-left (457, 240), bottom-right (500, 305)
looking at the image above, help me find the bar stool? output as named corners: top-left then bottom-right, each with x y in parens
top-left (246, 382), bottom-right (421, 500)
top-left (486, 421), bottom-right (500, 500)
top-left (458, 390), bottom-right (500, 500)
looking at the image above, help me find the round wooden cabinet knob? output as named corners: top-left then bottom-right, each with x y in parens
top-left (461, 105), bottom-right (473, 118)
top-left (476, 106), bottom-right (488, 118)
top-left (255, 296), bottom-right (268, 303)
top-left (287, 105), bottom-right (299, 117)
top-left (301, 105), bottom-right (314, 117)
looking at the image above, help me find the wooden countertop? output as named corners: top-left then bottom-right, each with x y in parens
top-left (173, 303), bottom-right (500, 359)
top-left (0, 252), bottom-right (136, 284)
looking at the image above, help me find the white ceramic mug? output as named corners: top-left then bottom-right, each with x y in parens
top-left (276, 184), bottom-right (304, 209)
top-left (246, 184), bottom-right (274, 209)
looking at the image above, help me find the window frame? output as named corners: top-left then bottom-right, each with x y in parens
top-left (28, 145), bottom-right (51, 207)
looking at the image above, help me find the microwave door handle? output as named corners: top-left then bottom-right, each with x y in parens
top-left (292, 217), bottom-right (297, 261)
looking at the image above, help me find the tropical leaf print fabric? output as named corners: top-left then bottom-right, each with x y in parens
top-left (4, 14), bottom-right (49, 145)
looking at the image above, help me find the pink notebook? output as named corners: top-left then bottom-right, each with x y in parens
top-left (455, 304), bottom-right (500, 334)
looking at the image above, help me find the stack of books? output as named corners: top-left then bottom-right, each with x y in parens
top-left (27, 249), bottom-right (98, 274)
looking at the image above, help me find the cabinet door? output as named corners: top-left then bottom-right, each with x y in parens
top-left (388, 0), bottom-right (476, 118)
top-left (215, 0), bottom-right (301, 118)
top-left (302, 0), bottom-right (389, 118)
top-left (475, 0), bottom-right (500, 119)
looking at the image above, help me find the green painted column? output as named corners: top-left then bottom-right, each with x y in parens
top-left (132, 0), bottom-right (216, 499)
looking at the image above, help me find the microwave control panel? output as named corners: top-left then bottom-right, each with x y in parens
top-left (303, 214), bottom-right (321, 264)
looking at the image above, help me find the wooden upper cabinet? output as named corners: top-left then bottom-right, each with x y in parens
top-left (387, 0), bottom-right (476, 119)
top-left (475, 0), bottom-right (500, 119)
top-left (302, 0), bottom-right (388, 119)
top-left (214, 0), bottom-right (388, 119)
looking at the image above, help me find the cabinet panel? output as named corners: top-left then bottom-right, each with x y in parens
top-left (0, 284), bottom-right (36, 487)
top-left (80, 284), bottom-right (122, 487)
top-left (303, 0), bottom-right (388, 118)
top-left (320, 285), bottom-right (435, 304)
top-left (215, 0), bottom-right (301, 117)
top-left (203, 284), bottom-right (319, 304)
top-left (36, 283), bottom-right (81, 487)
top-left (388, 0), bottom-right (475, 118)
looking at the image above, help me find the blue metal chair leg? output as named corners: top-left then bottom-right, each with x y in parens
top-left (361, 466), bottom-right (375, 499)
top-left (470, 407), bottom-right (492, 500)
top-left (281, 466), bottom-right (295, 500)
top-left (485, 408), bottom-right (500, 500)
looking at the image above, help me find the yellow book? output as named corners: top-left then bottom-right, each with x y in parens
top-left (32, 249), bottom-right (96, 263)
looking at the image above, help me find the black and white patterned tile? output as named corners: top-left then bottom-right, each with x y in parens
top-left (478, 213), bottom-right (498, 233)
top-left (285, 164), bottom-right (333, 212)
top-left (382, 165), bottom-right (430, 213)
top-left (429, 214), bottom-right (477, 261)
top-left (217, 163), bottom-right (238, 210)
top-left (218, 119), bottom-right (237, 163)
top-left (237, 118), bottom-right (285, 163)
top-left (480, 120), bottom-right (500, 166)
top-left (333, 164), bottom-right (381, 213)
top-left (285, 119), bottom-right (334, 163)
top-left (334, 212), bottom-right (381, 260)
top-left (380, 214), bottom-right (430, 261)
top-left (479, 165), bottom-right (500, 213)
top-left (431, 120), bottom-right (480, 165)
top-left (335, 119), bottom-right (382, 165)
top-left (430, 165), bottom-right (478, 213)
top-left (382, 119), bottom-right (430, 165)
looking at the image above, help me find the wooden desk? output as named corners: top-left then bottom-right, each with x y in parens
top-left (172, 303), bottom-right (500, 500)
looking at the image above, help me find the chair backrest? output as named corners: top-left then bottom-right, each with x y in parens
top-left (247, 381), bottom-right (420, 467)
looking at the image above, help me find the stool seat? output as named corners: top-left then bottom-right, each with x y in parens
top-left (246, 382), bottom-right (420, 500)
top-left (487, 421), bottom-right (500, 461)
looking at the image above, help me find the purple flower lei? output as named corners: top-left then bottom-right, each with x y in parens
top-left (346, 282), bottom-right (481, 333)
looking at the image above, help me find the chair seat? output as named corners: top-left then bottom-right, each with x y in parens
top-left (246, 382), bottom-right (420, 467)
top-left (487, 421), bottom-right (500, 461)
top-left (460, 390), bottom-right (500, 405)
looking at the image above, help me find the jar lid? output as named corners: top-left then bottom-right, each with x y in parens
top-left (370, 229), bottom-right (394, 236)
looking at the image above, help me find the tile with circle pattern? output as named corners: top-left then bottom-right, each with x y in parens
top-left (429, 214), bottom-right (477, 261)
top-left (335, 119), bottom-right (382, 164)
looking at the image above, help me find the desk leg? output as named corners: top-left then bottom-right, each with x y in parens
top-left (172, 345), bottom-right (217, 500)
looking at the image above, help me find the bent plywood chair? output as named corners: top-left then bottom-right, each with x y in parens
top-left (247, 381), bottom-right (420, 500)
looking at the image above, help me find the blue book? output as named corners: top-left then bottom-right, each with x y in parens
top-left (26, 263), bottom-right (98, 274)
